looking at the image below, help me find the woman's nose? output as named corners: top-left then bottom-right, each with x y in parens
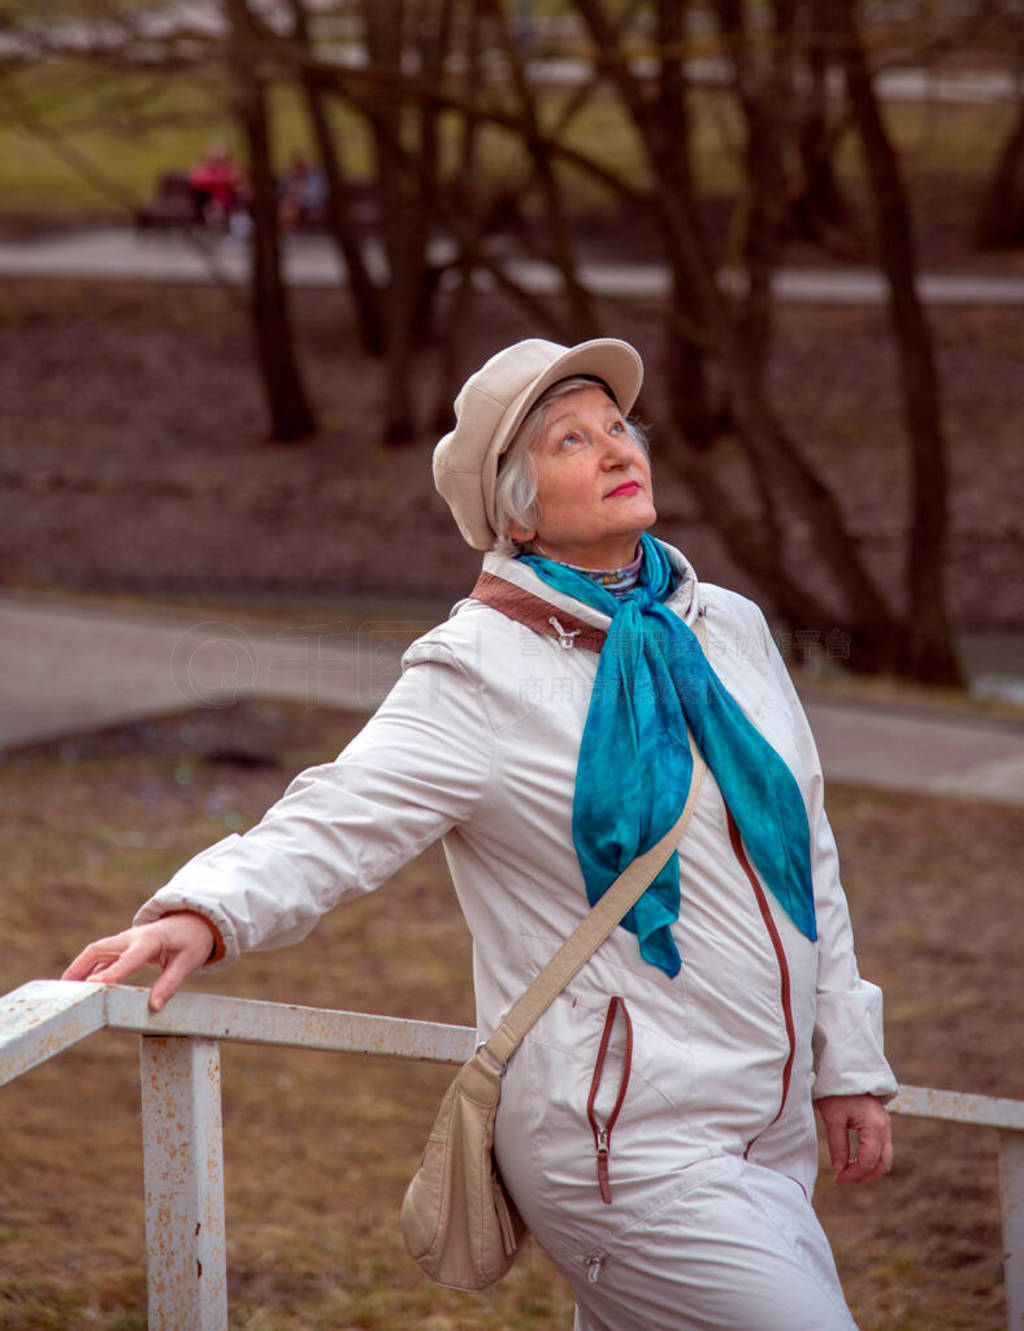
top-left (599, 431), bottom-right (635, 465)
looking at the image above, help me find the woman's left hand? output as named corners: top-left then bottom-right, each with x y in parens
top-left (815, 1093), bottom-right (893, 1184)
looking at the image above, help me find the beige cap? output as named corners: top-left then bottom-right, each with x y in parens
top-left (432, 336), bottom-right (644, 550)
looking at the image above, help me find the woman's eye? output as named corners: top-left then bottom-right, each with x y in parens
top-left (559, 431), bottom-right (582, 449)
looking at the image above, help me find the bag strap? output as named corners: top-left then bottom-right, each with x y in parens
top-left (481, 614), bottom-right (709, 1072)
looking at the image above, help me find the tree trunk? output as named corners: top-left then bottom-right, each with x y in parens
top-left (226, 0), bottom-right (316, 444)
top-left (575, 0), bottom-right (906, 673)
top-left (790, 0), bottom-right (862, 257)
top-left (974, 93), bottom-right (1024, 249)
top-left (361, 0), bottom-right (434, 444)
top-left (712, 0), bottom-right (795, 387)
top-left (827, 0), bottom-right (963, 685)
top-left (431, 0), bottom-right (485, 432)
top-left (279, 0), bottom-right (966, 684)
top-left (288, 0), bottom-right (386, 356)
top-left (655, 0), bottom-right (721, 448)
top-left (485, 0), bottom-right (597, 342)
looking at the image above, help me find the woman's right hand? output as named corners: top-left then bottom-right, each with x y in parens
top-left (61, 912), bottom-right (216, 1012)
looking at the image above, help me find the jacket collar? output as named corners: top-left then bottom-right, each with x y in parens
top-left (471, 538), bottom-right (702, 630)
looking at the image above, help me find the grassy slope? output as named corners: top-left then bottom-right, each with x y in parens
top-left (0, 50), bottom-right (1016, 225)
top-left (0, 68), bottom-right (373, 221)
top-left (1, 700), bottom-right (1019, 1329)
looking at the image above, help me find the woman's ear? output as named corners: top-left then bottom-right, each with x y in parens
top-left (506, 521), bottom-right (536, 543)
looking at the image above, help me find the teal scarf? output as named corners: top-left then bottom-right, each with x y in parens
top-left (519, 534), bottom-right (816, 978)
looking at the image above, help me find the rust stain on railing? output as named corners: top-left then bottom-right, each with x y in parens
top-left (891, 1084), bottom-right (1024, 1132)
top-left (0, 980), bottom-right (106, 1086)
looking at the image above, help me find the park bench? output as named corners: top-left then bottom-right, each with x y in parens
top-left (134, 170), bottom-right (201, 230)
top-left (133, 170), bottom-right (382, 232)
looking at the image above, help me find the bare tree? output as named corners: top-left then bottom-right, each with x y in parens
top-left (355, 0), bottom-right (451, 442)
top-left (789, 0), bottom-right (863, 256)
top-left (11, 0), bottom-right (976, 682)
top-left (290, 0), bottom-right (964, 681)
top-left (2, 0), bottom-right (318, 444)
top-left (287, 0), bottom-right (386, 356)
top-left (712, 0), bottom-right (795, 386)
top-left (301, 0), bottom-right (599, 437)
top-left (651, 0), bottom-right (723, 448)
top-left (571, 0), bottom-right (929, 676)
top-left (824, 0), bottom-right (961, 685)
top-left (973, 5), bottom-right (1024, 246)
top-left (480, 0), bottom-right (598, 342)
top-left (225, 0), bottom-right (317, 443)
top-left (975, 91), bottom-right (1024, 248)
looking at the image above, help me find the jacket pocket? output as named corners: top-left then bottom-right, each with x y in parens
top-left (586, 996), bottom-right (633, 1204)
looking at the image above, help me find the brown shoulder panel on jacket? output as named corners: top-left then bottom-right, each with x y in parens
top-left (470, 571), bottom-right (607, 655)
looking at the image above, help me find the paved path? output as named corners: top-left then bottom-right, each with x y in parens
top-left (4, 228), bottom-right (1022, 800)
top-left (4, 227), bottom-right (1024, 306)
top-left (0, 595), bottom-right (428, 748)
top-left (3, 594), bottom-right (1023, 805)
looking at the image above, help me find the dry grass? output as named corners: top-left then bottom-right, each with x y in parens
top-left (1, 700), bottom-right (1021, 1329)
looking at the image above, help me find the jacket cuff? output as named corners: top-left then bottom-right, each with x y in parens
top-left (139, 908), bottom-right (228, 966)
top-left (812, 984), bottom-right (899, 1103)
top-left (204, 918), bottom-right (227, 964)
top-left (134, 896), bottom-right (239, 969)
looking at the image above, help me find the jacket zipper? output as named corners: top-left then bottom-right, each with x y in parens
top-left (585, 995), bottom-right (633, 1204)
top-left (726, 810), bottom-right (796, 1155)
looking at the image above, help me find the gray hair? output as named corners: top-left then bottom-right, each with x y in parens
top-left (492, 375), bottom-right (650, 554)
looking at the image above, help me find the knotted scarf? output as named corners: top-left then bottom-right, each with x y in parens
top-left (518, 533), bottom-right (816, 978)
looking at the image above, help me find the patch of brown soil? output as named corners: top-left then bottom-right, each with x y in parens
top-left (1, 702), bottom-right (1021, 1328)
top-left (2, 278), bottom-right (1022, 632)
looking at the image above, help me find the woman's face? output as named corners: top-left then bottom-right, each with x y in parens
top-left (513, 385), bottom-right (657, 569)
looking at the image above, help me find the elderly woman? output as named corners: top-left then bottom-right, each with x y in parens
top-left (65, 338), bottom-right (896, 1330)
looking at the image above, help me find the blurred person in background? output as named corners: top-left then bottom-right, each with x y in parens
top-left (188, 141), bottom-right (244, 226)
top-left (278, 150), bottom-right (328, 229)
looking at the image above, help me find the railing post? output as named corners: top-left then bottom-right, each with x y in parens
top-left (1000, 1129), bottom-right (1024, 1331)
top-left (140, 1036), bottom-right (228, 1331)
top-left (9, 987), bottom-right (1024, 1330)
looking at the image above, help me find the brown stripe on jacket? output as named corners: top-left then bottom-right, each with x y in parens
top-left (470, 570), bottom-right (608, 655)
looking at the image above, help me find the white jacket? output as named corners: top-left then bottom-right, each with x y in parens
top-left (137, 543), bottom-right (896, 1209)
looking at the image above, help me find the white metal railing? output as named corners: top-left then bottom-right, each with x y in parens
top-left (2, 979), bottom-right (1022, 1330)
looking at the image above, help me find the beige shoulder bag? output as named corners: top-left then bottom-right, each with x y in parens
top-left (400, 723), bottom-right (708, 1291)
